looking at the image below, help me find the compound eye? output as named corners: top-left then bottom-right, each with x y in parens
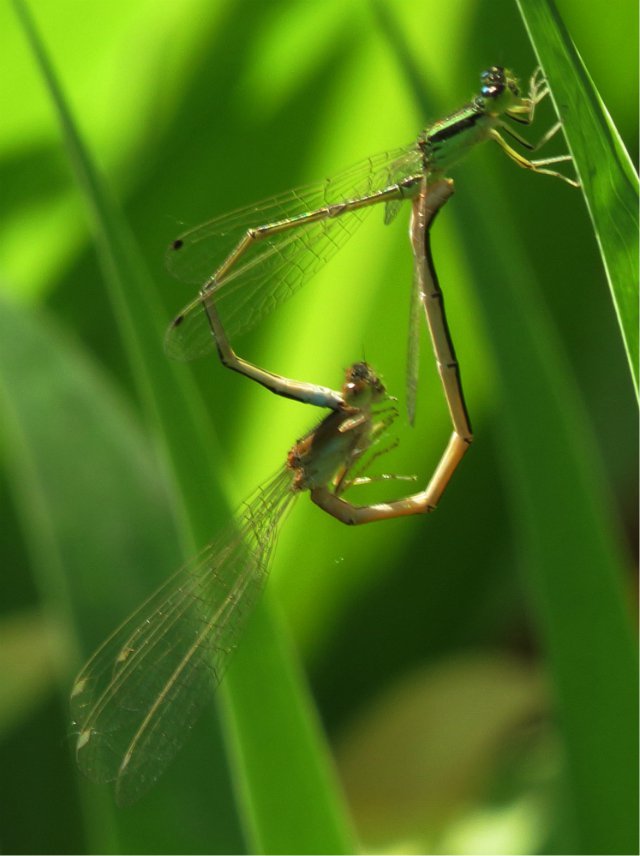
top-left (347, 362), bottom-right (369, 384)
top-left (481, 65), bottom-right (501, 79)
top-left (480, 66), bottom-right (506, 98)
top-left (481, 83), bottom-right (502, 98)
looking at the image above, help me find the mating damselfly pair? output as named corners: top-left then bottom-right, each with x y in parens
top-left (70, 67), bottom-right (578, 804)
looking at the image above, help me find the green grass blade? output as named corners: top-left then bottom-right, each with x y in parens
top-left (516, 0), bottom-right (640, 396)
top-left (456, 14), bottom-right (638, 845)
top-left (380, 5), bottom-right (638, 851)
top-left (11, 0), bottom-right (355, 851)
top-left (448, 70), bottom-right (638, 856)
top-left (7, 0), bottom-right (635, 850)
top-left (221, 600), bottom-right (357, 854)
top-left (473, 232), bottom-right (638, 854)
top-left (0, 297), bottom-right (237, 853)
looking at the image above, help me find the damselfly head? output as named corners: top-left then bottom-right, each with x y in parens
top-left (479, 67), bottom-right (520, 112)
top-left (342, 361), bottom-right (386, 406)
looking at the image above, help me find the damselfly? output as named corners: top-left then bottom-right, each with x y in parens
top-left (165, 66), bottom-right (578, 418)
top-left (70, 354), bottom-right (455, 805)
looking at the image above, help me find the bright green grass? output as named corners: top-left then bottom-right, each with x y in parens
top-left (1, 0), bottom-right (637, 852)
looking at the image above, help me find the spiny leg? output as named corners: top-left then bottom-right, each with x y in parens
top-left (488, 129), bottom-right (579, 187)
top-left (338, 438), bottom-right (412, 491)
top-left (347, 472), bottom-right (417, 487)
top-left (499, 118), bottom-right (564, 153)
top-left (334, 422), bottom-right (400, 493)
top-left (497, 70), bottom-right (579, 187)
top-left (333, 408), bottom-right (399, 493)
top-left (506, 66), bottom-right (549, 126)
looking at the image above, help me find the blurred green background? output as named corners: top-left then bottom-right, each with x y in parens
top-left (0, 0), bottom-right (637, 853)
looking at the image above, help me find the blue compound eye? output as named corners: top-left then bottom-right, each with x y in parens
top-left (482, 83), bottom-right (501, 98)
top-left (480, 66), bottom-right (506, 98)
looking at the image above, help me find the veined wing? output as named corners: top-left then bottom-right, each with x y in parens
top-left (164, 144), bottom-right (424, 360)
top-left (70, 468), bottom-right (294, 806)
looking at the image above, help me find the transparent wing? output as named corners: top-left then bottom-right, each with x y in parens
top-left (164, 145), bottom-right (424, 360)
top-left (70, 468), bottom-right (294, 806)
